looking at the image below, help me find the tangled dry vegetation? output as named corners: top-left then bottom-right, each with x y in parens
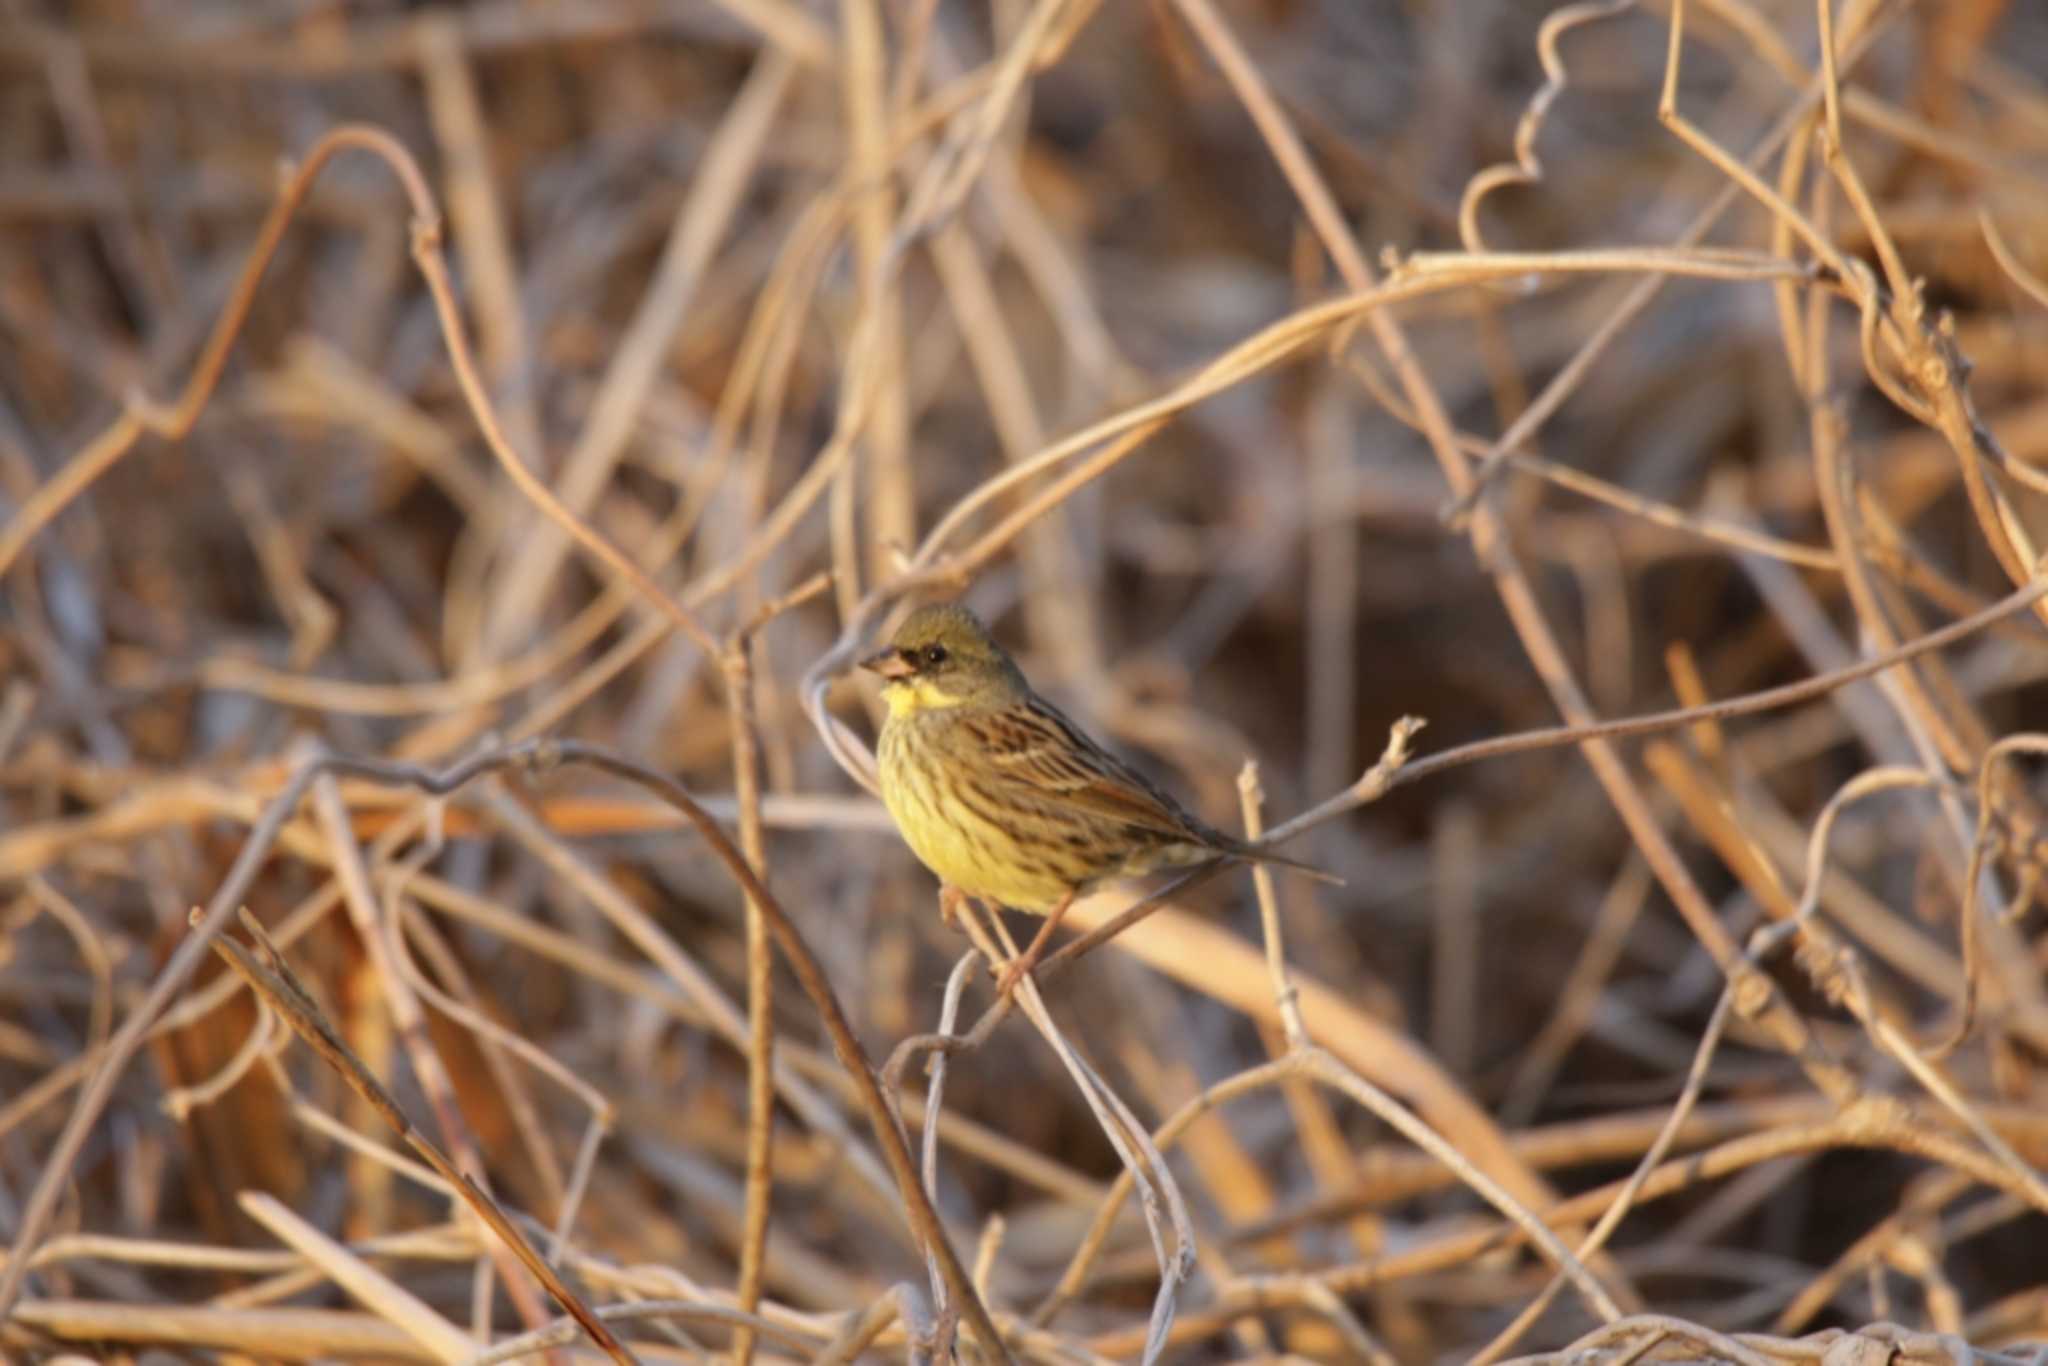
top-left (4, 0), bottom-right (2048, 1362)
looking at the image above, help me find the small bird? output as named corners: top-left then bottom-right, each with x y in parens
top-left (862, 602), bottom-right (1335, 995)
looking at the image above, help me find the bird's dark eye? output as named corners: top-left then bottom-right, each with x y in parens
top-left (922, 644), bottom-right (949, 667)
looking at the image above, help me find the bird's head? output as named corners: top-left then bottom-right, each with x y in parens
top-left (860, 603), bottom-right (1025, 716)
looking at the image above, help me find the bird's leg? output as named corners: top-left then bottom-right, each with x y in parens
top-left (939, 885), bottom-right (969, 931)
top-left (995, 889), bottom-right (1077, 999)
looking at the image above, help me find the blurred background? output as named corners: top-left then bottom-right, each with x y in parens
top-left (4, 0), bottom-right (2048, 1361)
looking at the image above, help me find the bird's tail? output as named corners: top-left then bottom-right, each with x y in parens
top-left (1228, 840), bottom-right (1344, 887)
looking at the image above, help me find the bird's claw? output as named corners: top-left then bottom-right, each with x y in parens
top-left (993, 959), bottom-right (1031, 999)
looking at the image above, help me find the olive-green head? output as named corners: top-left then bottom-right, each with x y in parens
top-left (860, 603), bottom-right (1026, 713)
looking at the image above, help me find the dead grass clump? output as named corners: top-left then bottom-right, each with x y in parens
top-left (4, 1), bottom-right (2048, 1361)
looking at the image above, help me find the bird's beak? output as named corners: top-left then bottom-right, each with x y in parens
top-left (860, 646), bottom-right (915, 680)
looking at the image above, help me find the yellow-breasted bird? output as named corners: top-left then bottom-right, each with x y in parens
top-left (862, 602), bottom-right (1336, 994)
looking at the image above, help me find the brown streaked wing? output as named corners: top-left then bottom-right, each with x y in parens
top-left (967, 695), bottom-right (1214, 848)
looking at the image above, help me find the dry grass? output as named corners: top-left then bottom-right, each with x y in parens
top-left (4, 0), bottom-right (2048, 1362)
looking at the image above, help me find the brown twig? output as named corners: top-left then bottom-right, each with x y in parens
top-left (202, 908), bottom-right (634, 1364)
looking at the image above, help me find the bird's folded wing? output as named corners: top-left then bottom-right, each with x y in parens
top-left (966, 697), bottom-right (1202, 844)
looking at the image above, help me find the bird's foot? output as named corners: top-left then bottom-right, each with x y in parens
top-left (993, 889), bottom-right (1076, 1001)
top-left (994, 958), bottom-right (1032, 999)
top-left (939, 885), bottom-right (969, 931)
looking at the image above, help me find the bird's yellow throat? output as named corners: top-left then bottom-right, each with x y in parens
top-left (884, 678), bottom-right (970, 718)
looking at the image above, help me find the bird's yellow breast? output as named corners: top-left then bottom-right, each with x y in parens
top-left (876, 716), bottom-right (1076, 913)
